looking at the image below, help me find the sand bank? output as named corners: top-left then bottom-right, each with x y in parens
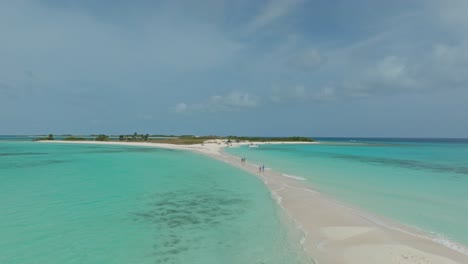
top-left (41, 140), bottom-right (468, 264)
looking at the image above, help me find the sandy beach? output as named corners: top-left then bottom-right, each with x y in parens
top-left (42, 140), bottom-right (468, 264)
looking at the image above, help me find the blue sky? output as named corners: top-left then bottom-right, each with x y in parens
top-left (1, 0), bottom-right (467, 137)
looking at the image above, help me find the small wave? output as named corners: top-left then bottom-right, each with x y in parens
top-left (432, 235), bottom-right (468, 256)
top-left (347, 206), bottom-right (468, 256)
top-left (281, 174), bottom-right (306, 181)
top-left (270, 186), bottom-right (284, 205)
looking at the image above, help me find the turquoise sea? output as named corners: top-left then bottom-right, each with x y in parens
top-left (0, 141), bottom-right (310, 264)
top-left (227, 139), bottom-right (468, 250)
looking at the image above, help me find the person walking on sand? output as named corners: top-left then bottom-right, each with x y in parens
top-left (258, 166), bottom-right (262, 173)
top-left (262, 164), bottom-right (265, 172)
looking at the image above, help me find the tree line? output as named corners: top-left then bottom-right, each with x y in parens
top-left (36, 133), bottom-right (314, 143)
top-left (118, 132), bottom-right (150, 141)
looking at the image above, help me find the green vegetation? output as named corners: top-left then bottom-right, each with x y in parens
top-left (148, 138), bottom-right (207, 145)
top-left (34, 134), bottom-right (54, 141)
top-left (145, 135), bottom-right (313, 145)
top-left (119, 133), bottom-right (150, 141)
top-left (95, 134), bottom-right (110, 141)
top-left (148, 135), bottom-right (313, 142)
top-left (151, 134), bottom-right (177, 137)
top-left (226, 136), bottom-right (314, 142)
top-left (161, 135), bottom-right (313, 142)
top-left (64, 136), bottom-right (86, 141)
top-left (34, 132), bottom-right (312, 144)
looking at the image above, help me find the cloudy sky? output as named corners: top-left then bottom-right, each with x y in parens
top-left (1, 0), bottom-right (468, 137)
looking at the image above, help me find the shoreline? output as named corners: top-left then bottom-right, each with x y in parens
top-left (39, 140), bottom-right (468, 264)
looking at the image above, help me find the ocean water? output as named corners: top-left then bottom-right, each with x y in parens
top-left (0, 141), bottom-right (311, 264)
top-left (227, 139), bottom-right (468, 247)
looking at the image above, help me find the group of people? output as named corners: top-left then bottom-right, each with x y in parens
top-left (240, 157), bottom-right (265, 173)
top-left (258, 164), bottom-right (265, 173)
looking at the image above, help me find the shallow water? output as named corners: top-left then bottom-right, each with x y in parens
top-left (0, 141), bottom-right (310, 264)
top-left (227, 140), bottom-right (468, 247)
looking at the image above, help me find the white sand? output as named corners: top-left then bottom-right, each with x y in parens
top-left (41, 140), bottom-right (468, 264)
top-left (320, 226), bottom-right (374, 241)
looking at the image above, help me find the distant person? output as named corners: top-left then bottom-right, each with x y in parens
top-left (262, 164), bottom-right (265, 172)
top-left (258, 166), bottom-right (262, 173)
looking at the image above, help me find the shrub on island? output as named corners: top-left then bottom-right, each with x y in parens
top-left (226, 136), bottom-right (314, 142)
top-left (95, 134), bottom-right (110, 141)
top-left (118, 133), bottom-right (150, 141)
top-left (64, 136), bottom-right (86, 141)
top-left (34, 134), bottom-right (54, 141)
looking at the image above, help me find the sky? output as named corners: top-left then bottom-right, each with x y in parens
top-left (1, 0), bottom-right (468, 137)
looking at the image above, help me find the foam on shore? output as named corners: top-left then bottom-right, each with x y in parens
top-left (281, 174), bottom-right (306, 180)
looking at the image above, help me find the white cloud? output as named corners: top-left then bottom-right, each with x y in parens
top-left (288, 48), bottom-right (326, 70)
top-left (436, 0), bottom-right (468, 32)
top-left (0, 0), bottom-right (244, 87)
top-left (377, 56), bottom-right (406, 80)
top-left (271, 85), bottom-right (306, 102)
top-left (174, 91), bottom-right (259, 113)
top-left (312, 86), bottom-right (337, 101)
top-left (339, 55), bottom-right (422, 97)
top-left (433, 42), bottom-right (468, 67)
top-left (270, 85), bottom-right (337, 103)
top-left (139, 114), bottom-right (154, 120)
top-left (430, 41), bottom-right (468, 87)
top-left (220, 91), bottom-right (259, 108)
top-left (247, 0), bottom-right (304, 33)
top-left (175, 103), bottom-right (188, 113)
